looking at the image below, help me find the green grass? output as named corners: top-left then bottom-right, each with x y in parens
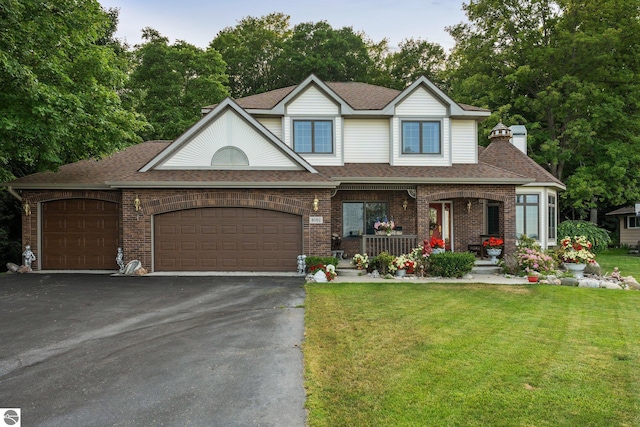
top-left (597, 248), bottom-right (640, 279)
top-left (304, 283), bottom-right (640, 426)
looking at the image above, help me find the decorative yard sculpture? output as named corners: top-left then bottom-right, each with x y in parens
top-left (22, 245), bottom-right (36, 271)
top-left (116, 247), bottom-right (125, 273)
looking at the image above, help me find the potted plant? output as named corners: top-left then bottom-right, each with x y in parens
top-left (392, 255), bottom-right (414, 277)
top-left (374, 219), bottom-right (395, 236)
top-left (483, 237), bottom-right (504, 264)
top-left (558, 235), bottom-right (595, 278)
top-left (351, 253), bottom-right (369, 270)
top-left (430, 237), bottom-right (445, 254)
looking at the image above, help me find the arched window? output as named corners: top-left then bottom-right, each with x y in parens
top-left (211, 146), bottom-right (249, 166)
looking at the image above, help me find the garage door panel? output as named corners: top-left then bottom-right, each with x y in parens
top-left (42, 199), bottom-right (119, 270)
top-left (154, 208), bottom-right (301, 271)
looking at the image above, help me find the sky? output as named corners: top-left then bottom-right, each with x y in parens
top-left (98, 0), bottom-right (469, 51)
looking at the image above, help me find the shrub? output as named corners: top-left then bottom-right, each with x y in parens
top-left (305, 256), bottom-right (339, 271)
top-left (372, 251), bottom-right (394, 276)
top-left (428, 251), bottom-right (475, 278)
top-left (557, 220), bottom-right (611, 253)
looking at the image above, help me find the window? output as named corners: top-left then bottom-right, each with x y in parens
top-left (516, 194), bottom-right (539, 239)
top-left (342, 202), bottom-right (387, 238)
top-left (627, 215), bottom-right (640, 228)
top-left (293, 120), bottom-right (333, 153)
top-left (211, 146), bottom-right (249, 166)
top-left (487, 202), bottom-right (500, 235)
top-left (548, 194), bottom-right (557, 240)
top-left (402, 121), bottom-right (441, 154)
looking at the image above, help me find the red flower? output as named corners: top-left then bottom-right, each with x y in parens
top-left (483, 237), bottom-right (504, 249)
top-left (430, 237), bottom-right (445, 249)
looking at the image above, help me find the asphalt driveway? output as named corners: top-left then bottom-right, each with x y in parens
top-left (0, 273), bottom-right (306, 426)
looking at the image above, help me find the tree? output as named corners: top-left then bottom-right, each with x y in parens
top-left (275, 21), bottom-right (376, 86)
top-left (128, 28), bottom-right (229, 141)
top-left (209, 13), bottom-right (291, 98)
top-left (0, 0), bottom-right (147, 182)
top-left (382, 38), bottom-right (447, 90)
top-left (446, 0), bottom-right (640, 221)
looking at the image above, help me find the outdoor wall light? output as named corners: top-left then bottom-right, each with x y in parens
top-left (134, 195), bottom-right (141, 212)
top-left (313, 196), bottom-right (319, 212)
top-left (23, 200), bottom-right (31, 216)
top-left (467, 200), bottom-right (472, 213)
top-left (402, 199), bottom-right (408, 211)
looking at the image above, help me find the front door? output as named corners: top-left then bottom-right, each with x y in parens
top-left (429, 202), bottom-right (452, 250)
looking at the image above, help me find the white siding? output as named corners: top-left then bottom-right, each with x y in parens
top-left (343, 119), bottom-right (390, 163)
top-left (391, 117), bottom-right (451, 166)
top-left (395, 87), bottom-right (447, 116)
top-left (159, 109), bottom-right (300, 169)
top-left (257, 117), bottom-right (282, 140)
top-left (451, 120), bottom-right (477, 164)
top-left (286, 86), bottom-right (339, 115)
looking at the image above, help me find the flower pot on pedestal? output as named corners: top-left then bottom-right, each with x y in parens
top-left (431, 248), bottom-right (445, 255)
top-left (564, 263), bottom-right (586, 278)
top-left (486, 248), bottom-right (502, 264)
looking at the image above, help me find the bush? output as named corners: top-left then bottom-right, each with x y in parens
top-left (371, 252), bottom-right (395, 276)
top-left (428, 252), bottom-right (476, 278)
top-left (557, 220), bottom-right (611, 253)
top-left (305, 256), bottom-right (339, 271)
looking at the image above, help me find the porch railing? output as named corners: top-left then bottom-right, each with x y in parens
top-left (360, 234), bottom-right (418, 257)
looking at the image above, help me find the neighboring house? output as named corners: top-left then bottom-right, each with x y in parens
top-left (3, 75), bottom-right (565, 272)
top-left (606, 204), bottom-right (640, 247)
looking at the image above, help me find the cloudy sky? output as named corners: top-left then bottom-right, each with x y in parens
top-left (98, 0), bottom-right (468, 51)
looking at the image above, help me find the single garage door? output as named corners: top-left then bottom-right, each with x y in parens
top-left (154, 208), bottom-right (302, 271)
top-left (42, 199), bottom-right (120, 270)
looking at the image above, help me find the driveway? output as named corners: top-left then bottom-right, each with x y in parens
top-left (0, 274), bottom-right (306, 426)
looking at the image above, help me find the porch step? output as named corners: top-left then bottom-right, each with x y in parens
top-left (471, 260), bottom-right (501, 275)
top-left (336, 259), bottom-right (365, 277)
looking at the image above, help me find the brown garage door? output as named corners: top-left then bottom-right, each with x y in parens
top-left (154, 208), bottom-right (302, 271)
top-left (42, 199), bottom-right (120, 270)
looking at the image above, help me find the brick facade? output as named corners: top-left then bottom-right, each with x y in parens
top-left (20, 183), bottom-right (516, 271)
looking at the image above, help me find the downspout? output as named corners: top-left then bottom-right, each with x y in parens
top-left (7, 186), bottom-right (22, 202)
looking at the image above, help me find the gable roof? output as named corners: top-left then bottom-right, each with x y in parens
top-left (203, 75), bottom-right (490, 117)
top-left (143, 97), bottom-right (318, 173)
top-left (606, 205), bottom-right (639, 216)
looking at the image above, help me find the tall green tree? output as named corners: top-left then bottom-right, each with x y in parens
top-left (275, 21), bottom-right (376, 86)
top-left (128, 28), bottom-right (229, 141)
top-left (209, 13), bottom-right (291, 98)
top-left (447, 0), bottom-right (640, 220)
top-left (0, 0), bottom-right (147, 182)
top-left (382, 38), bottom-right (447, 89)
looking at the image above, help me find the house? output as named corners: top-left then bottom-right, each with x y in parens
top-left (3, 75), bottom-right (565, 272)
top-left (606, 203), bottom-right (640, 247)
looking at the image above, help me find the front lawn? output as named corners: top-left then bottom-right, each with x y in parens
top-left (597, 248), bottom-right (640, 279)
top-left (304, 283), bottom-right (640, 426)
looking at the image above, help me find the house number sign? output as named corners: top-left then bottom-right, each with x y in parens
top-left (309, 216), bottom-right (323, 224)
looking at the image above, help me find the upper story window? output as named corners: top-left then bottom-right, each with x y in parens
top-left (293, 120), bottom-right (333, 153)
top-left (211, 146), bottom-right (249, 166)
top-left (402, 121), bottom-right (441, 154)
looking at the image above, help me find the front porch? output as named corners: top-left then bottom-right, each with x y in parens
top-left (329, 184), bottom-right (515, 258)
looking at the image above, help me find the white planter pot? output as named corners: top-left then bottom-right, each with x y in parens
top-left (395, 269), bottom-right (406, 277)
top-left (486, 248), bottom-right (502, 264)
top-left (564, 263), bottom-right (587, 278)
top-left (432, 248), bottom-right (445, 255)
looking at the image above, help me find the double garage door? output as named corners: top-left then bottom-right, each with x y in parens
top-left (154, 208), bottom-right (302, 271)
